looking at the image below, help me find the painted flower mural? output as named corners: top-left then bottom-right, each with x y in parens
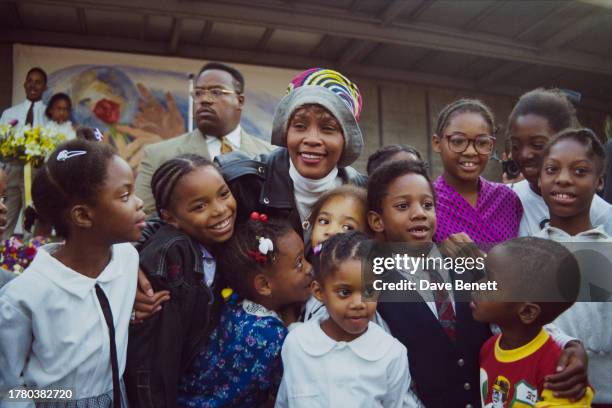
top-left (93, 98), bottom-right (121, 124)
top-left (42, 60), bottom-right (280, 170)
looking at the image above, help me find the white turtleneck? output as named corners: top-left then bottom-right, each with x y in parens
top-left (289, 159), bottom-right (342, 224)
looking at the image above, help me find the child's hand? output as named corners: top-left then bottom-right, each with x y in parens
top-left (544, 341), bottom-right (588, 401)
top-left (439, 233), bottom-right (483, 260)
top-left (131, 269), bottom-right (170, 324)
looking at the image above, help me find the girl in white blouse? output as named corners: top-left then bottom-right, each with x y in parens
top-left (45, 93), bottom-right (76, 140)
top-left (0, 139), bottom-right (146, 408)
top-left (276, 231), bottom-right (415, 408)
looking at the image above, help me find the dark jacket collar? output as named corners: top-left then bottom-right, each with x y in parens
top-left (260, 148), bottom-right (294, 209)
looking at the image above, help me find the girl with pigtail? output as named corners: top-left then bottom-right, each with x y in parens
top-left (177, 213), bottom-right (313, 407)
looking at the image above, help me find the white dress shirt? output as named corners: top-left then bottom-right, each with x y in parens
top-left (276, 317), bottom-right (415, 408)
top-left (205, 124), bottom-right (242, 160)
top-left (512, 179), bottom-right (612, 236)
top-left (536, 224), bottom-right (611, 242)
top-left (0, 243), bottom-right (139, 405)
top-left (0, 100), bottom-right (47, 127)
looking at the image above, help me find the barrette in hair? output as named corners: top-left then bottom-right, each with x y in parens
top-left (250, 211), bottom-right (269, 223)
top-left (247, 236), bottom-right (274, 264)
top-left (56, 150), bottom-right (87, 162)
top-left (258, 236), bottom-right (273, 254)
top-left (93, 128), bottom-right (104, 141)
top-left (313, 243), bottom-right (323, 255)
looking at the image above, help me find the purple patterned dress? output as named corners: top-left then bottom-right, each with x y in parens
top-left (433, 176), bottom-right (523, 248)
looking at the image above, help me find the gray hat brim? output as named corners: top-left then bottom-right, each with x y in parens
top-left (271, 86), bottom-right (363, 168)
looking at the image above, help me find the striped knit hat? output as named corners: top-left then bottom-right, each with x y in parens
top-left (271, 68), bottom-right (364, 168)
top-left (287, 68), bottom-right (363, 120)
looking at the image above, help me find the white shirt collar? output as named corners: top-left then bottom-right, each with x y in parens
top-left (206, 124), bottom-right (242, 148)
top-left (540, 225), bottom-right (611, 240)
top-left (242, 299), bottom-right (282, 321)
top-left (21, 99), bottom-right (43, 107)
top-left (29, 243), bottom-right (125, 299)
top-left (296, 317), bottom-right (393, 361)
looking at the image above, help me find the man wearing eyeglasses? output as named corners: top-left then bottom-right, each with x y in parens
top-left (135, 62), bottom-right (275, 215)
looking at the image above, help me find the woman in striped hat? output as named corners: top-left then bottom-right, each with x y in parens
top-left (216, 68), bottom-right (367, 244)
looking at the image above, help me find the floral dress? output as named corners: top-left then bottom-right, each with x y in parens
top-left (177, 299), bottom-right (287, 408)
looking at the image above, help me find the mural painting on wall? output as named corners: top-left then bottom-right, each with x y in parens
top-left (13, 44), bottom-right (297, 170)
top-left (45, 64), bottom-right (279, 169)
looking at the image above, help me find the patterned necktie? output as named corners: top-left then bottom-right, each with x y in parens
top-left (220, 138), bottom-right (233, 154)
top-left (95, 284), bottom-right (121, 408)
top-left (428, 268), bottom-right (456, 340)
top-left (25, 102), bottom-right (34, 126)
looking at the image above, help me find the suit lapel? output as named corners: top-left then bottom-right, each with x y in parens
top-left (183, 129), bottom-right (211, 160)
top-left (239, 129), bottom-right (254, 153)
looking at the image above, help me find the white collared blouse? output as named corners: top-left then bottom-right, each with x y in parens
top-left (275, 317), bottom-right (414, 408)
top-left (0, 243), bottom-right (138, 402)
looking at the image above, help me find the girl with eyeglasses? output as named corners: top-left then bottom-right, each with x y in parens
top-left (431, 99), bottom-right (523, 248)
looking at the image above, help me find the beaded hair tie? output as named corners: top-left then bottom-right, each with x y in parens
top-left (247, 212), bottom-right (273, 264)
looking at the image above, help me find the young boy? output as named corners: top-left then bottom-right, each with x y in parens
top-left (472, 237), bottom-right (593, 407)
top-left (536, 128), bottom-right (612, 407)
top-left (369, 160), bottom-right (589, 408)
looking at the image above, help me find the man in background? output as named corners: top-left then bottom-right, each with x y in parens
top-left (0, 67), bottom-right (48, 238)
top-left (135, 62), bottom-right (275, 215)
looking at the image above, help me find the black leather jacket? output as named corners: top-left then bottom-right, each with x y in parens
top-left (125, 224), bottom-right (224, 408)
top-left (215, 147), bottom-right (367, 238)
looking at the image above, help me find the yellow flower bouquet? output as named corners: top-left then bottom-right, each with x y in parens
top-left (1, 122), bottom-right (67, 208)
top-left (0, 122), bottom-right (67, 166)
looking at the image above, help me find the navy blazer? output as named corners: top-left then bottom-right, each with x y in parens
top-left (377, 268), bottom-right (491, 408)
